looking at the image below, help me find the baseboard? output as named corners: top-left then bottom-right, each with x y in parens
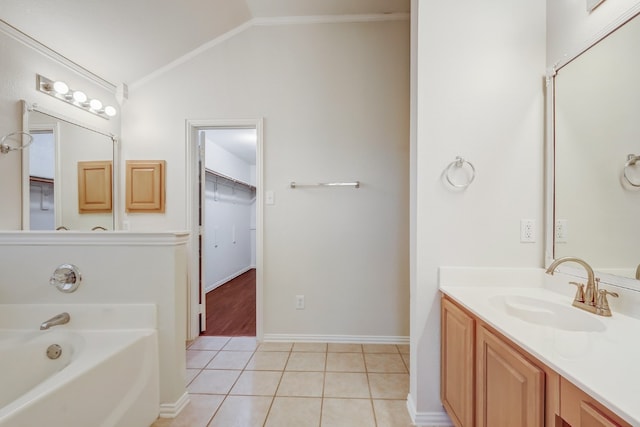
top-left (205, 266), bottom-right (253, 293)
top-left (263, 333), bottom-right (409, 345)
top-left (158, 392), bottom-right (190, 418)
top-left (406, 393), bottom-right (453, 427)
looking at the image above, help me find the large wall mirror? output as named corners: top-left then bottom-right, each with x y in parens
top-left (22, 102), bottom-right (117, 230)
top-left (550, 11), bottom-right (640, 286)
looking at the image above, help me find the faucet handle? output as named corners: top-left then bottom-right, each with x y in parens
top-left (49, 264), bottom-right (82, 293)
top-left (595, 289), bottom-right (619, 317)
top-left (569, 281), bottom-right (585, 303)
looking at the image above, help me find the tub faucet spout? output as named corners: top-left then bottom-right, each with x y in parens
top-left (40, 312), bottom-right (70, 330)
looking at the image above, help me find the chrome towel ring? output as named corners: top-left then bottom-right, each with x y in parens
top-left (0, 131), bottom-right (34, 154)
top-left (445, 156), bottom-right (476, 189)
top-left (623, 154), bottom-right (640, 187)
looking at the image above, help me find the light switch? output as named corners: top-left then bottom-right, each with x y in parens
top-left (265, 190), bottom-right (275, 205)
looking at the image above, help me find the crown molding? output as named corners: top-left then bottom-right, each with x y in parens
top-left (130, 13), bottom-right (410, 91)
top-left (553, 4), bottom-right (640, 71)
top-left (129, 20), bottom-right (254, 91)
top-left (252, 12), bottom-right (410, 26)
top-left (0, 19), bottom-right (116, 93)
top-left (2, 12), bottom-right (409, 94)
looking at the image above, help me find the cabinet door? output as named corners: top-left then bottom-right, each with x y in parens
top-left (78, 160), bottom-right (113, 212)
top-left (476, 325), bottom-right (544, 427)
top-left (441, 297), bottom-right (475, 427)
top-left (560, 378), bottom-right (630, 427)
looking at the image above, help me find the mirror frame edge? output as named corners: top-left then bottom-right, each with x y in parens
top-left (20, 100), bottom-right (29, 230)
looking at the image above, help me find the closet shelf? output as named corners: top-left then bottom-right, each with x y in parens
top-left (205, 168), bottom-right (255, 190)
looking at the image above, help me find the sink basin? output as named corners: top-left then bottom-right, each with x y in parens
top-left (490, 295), bottom-right (606, 332)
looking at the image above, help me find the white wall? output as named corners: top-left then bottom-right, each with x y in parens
top-left (205, 139), bottom-right (254, 186)
top-left (0, 28), bottom-right (119, 230)
top-left (547, 0), bottom-right (640, 67)
top-left (411, 0), bottom-right (546, 423)
top-left (123, 20), bottom-right (410, 339)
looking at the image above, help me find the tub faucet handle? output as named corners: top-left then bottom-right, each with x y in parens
top-left (50, 264), bottom-right (82, 293)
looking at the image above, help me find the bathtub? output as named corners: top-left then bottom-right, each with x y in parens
top-left (0, 304), bottom-right (159, 427)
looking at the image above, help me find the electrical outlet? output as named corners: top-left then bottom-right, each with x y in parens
top-left (555, 219), bottom-right (568, 243)
top-left (520, 219), bottom-right (535, 243)
top-left (295, 295), bottom-right (305, 310)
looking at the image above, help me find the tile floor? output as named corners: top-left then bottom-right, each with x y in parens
top-left (151, 336), bottom-right (414, 427)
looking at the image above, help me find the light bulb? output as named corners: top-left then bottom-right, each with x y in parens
top-left (89, 99), bottom-right (103, 110)
top-left (73, 91), bottom-right (87, 103)
top-left (104, 106), bottom-right (117, 117)
top-left (52, 81), bottom-right (69, 95)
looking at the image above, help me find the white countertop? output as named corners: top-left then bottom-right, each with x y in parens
top-left (440, 284), bottom-right (640, 426)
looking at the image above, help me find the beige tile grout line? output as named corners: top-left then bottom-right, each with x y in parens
top-left (259, 345), bottom-right (293, 427)
top-left (185, 339), bottom-right (410, 427)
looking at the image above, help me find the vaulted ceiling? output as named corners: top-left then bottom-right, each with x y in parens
top-left (0, 0), bottom-right (409, 87)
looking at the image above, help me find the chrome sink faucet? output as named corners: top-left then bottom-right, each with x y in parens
top-left (545, 256), bottom-right (618, 316)
top-left (40, 312), bottom-right (70, 330)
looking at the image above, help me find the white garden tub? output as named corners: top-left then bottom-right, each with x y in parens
top-left (0, 304), bottom-right (159, 427)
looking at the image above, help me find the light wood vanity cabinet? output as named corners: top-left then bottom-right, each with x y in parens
top-left (560, 378), bottom-right (630, 427)
top-left (441, 294), bottom-right (629, 427)
top-left (441, 298), bottom-right (475, 426)
top-left (476, 324), bottom-right (545, 427)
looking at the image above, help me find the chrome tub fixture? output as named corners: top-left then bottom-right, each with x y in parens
top-left (50, 264), bottom-right (82, 293)
top-left (545, 256), bottom-right (618, 316)
top-left (40, 312), bottom-right (70, 330)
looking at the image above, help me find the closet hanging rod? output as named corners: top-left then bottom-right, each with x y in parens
top-left (290, 181), bottom-right (360, 189)
top-left (205, 168), bottom-right (255, 190)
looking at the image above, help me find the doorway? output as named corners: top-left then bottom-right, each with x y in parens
top-left (201, 128), bottom-right (256, 336)
top-left (186, 119), bottom-right (264, 341)
top-left (28, 129), bottom-right (56, 230)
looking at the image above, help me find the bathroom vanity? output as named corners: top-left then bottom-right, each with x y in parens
top-left (439, 271), bottom-right (640, 427)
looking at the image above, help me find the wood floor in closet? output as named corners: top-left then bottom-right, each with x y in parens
top-left (202, 269), bottom-right (256, 337)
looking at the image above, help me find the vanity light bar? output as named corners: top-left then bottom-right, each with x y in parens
top-left (36, 74), bottom-right (117, 120)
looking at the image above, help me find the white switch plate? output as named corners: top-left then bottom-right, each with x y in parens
top-left (295, 295), bottom-right (305, 310)
top-left (265, 190), bottom-right (275, 205)
top-left (520, 219), bottom-right (535, 243)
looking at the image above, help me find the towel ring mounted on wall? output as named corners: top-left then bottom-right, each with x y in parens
top-left (623, 154), bottom-right (640, 188)
top-left (445, 156), bottom-right (476, 189)
top-left (0, 131), bottom-right (33, 154)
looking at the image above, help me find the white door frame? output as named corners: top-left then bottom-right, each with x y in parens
top-left (185, 118), bottom-right (264, 341)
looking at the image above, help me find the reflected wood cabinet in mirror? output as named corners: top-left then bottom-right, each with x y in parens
top-left (440, 294), bottom-right (629, 427)
top-left (78, 161), bottom-right (112, 213)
